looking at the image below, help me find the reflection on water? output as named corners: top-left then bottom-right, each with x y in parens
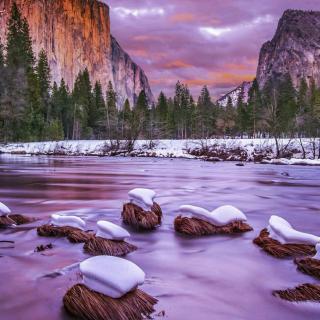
top-left (0, 155), bottom-right (319, 320)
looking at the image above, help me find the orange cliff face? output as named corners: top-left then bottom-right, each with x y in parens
top-left (0, 0), bottom-right (154, 107)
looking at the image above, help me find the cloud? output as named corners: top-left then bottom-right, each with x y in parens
top-left (105, 0), bottom-right (320, 98)
top-left (199, 26), bottom-right (232, 37)
top-left (170, 13), bottom-right (195, 23)
top-left (113, 7), bottom-right (165, 18)
top-left (164, 60), bottom-right (193, 69)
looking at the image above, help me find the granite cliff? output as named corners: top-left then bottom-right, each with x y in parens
top-left (0, 0), bottom-right (154, 107)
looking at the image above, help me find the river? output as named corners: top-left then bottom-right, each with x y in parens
top-left (0, 155), bottom-right (319, 319)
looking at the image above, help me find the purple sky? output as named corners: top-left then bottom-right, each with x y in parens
top-left (104, 0), bottom-right (320, 99)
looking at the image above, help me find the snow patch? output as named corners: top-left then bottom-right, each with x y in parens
top-left (179, 204), bottom-right (247, 226)
top-left (96, 220), bottom-right (130, 241)
top-left (128, 188), bottom-right (156, 210)
top-left (80, 256), bottom-right (145, 298)
top-left (51, 214), bottom-right (85, 230)
top-left (267, 215), bottom-right (320, 245)
top-left (0, 202), bottom-right (11, 215)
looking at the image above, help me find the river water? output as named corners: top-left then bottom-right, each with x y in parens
top-left (0, 155), bottom-right (319, 320)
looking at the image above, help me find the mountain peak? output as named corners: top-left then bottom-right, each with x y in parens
top-left (256, 9), bottom-right (320, 90)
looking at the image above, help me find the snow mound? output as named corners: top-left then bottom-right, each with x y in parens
top-left (268, 215), bottom-right (320, 245)
top-left (179, 204), bottom-right (247, 226)
top-left (51, 214), bottom-right (85, 230)
top-left (80, 256), bottom-right (145, 298)
top-left (128, 188), bottom-right (156, 210)
top-left (313, 244), bottom-right (320, 260)
top-left (0, 202), bottom-right (11, 215)
top-left (96, 220), bottom-right (130, 241)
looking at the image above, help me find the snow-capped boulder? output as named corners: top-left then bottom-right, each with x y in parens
top-left (128, 188), bottom-right (156, 210)
top-left (96, 220), bottom-right (130, 241)
top-left (80, 256), bottom-right (145, 298)
top-left (51, 214), bottom-right (85, 230)
top-left (179, 204), bottom-right (247, 226)
top-left (0, 202), bottom-right (11, 215)
top-left (268, 215), bottom-right (320, 245)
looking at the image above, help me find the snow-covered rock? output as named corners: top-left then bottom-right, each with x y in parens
top-left (267, 215), bottom-right (320, 245)
top-left (313, 243), bottom-right (320, 260)
top-left (51, 214), bottom-right (85, 230)
top-left (0, 202), bottom-right (11, 215)
top-left (80, 256), bottom-right (145, 298)
top-left (128, 188), bottom-right (156, 210)
top-left (96, 220), bottom-right (130, 241)
top-left (179, 204), bottom-right (247, 226)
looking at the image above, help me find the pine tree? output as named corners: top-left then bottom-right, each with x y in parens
top-left (236, 86), bottom-right (248, 137)
top-left (135, 90), bottom-right (149, 138)
top-left (4, 2), bottom-right (37, 141)
top-left (51, 79), bottom-right (72, 139)
top-left (91, 81), bottom-right (106, 138)
top-left (197, 86), bottom-right (215, 138)
top-left (246, 79), bottom-right (262, 137)
top-left (37, 49), bottom-right (51, 122)
top-left (72, 68), bottom-right (93, 139)
top-left (155, 91), bottom-right (169, 137)
top-left (105, 81), bottom-right (118, 139)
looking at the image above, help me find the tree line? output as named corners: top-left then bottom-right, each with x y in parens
top-left (1, 3), bottom-right (320, 143)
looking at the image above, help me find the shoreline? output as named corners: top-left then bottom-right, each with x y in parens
top-left (1, 139), bottom-right (320, 166)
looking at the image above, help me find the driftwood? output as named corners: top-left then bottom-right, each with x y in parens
top-left (273, 283), bottom-right (320, 302)
top-left (122, 202), bottom-right (162, 230)
top-left (174, 216), bottom-right (253, 236)
top-left (295, 257), bottom-right (320, 280)
top-left (0, 214), bottom-right (35, 228)
top-left (37, 224), bottom-right (93, 243)
top-left (84, 237), bottom-right (137, 256)
top-left (63, 284), bottom-right (158, 320)
top-left (253, 228), bottom-right (316, 258)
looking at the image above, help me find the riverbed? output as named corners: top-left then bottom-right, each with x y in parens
top-left (0, 155), bottom-right (319, 319)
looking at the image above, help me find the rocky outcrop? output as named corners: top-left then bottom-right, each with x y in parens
top-left (256, 9), bottom-right (320, 89)
top-left (217, 81), bottom-right (252, 107)
top-left (0, 0), bottom-right (154, 107)
top-left (111, 36), bottom-right (154, 108)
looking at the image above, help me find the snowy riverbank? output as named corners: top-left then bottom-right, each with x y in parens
top-left (0, 139), bottom-right (320, 166)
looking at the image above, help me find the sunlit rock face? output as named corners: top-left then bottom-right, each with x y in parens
top-left (0, 0), bottom-right (154, 107)
top-left (257, 9), bottom-right (320, 89)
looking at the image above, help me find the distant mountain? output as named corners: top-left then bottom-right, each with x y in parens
top-left (217, 81), bottom-right (252, 107)
top-left (257, 9), bottom-right (320, 89)
top-left (218, 9), bottom-right (320, 106)
top-left (0, 0), bottom-right (154, 107)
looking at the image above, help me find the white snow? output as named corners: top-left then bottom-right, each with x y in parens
top-left (80, 256), bottom-right (145, 298)
top-left (313, 243), bottom-right (320, 260)
top-left (262, 158), bottom-right (320, 166)
top-left (96, 220), bottom-right (130, 241)
top-left (179, 204), bottom-right (247, 226)
top-left (128, 188), bottom-right (156, 210)
top-left (1, 138), bottom-right (320, 165)
top-left (51, 214), bottom-right (85, 230)
top-left (0, 201), bottom-right (11, 215)
top-left (267, 215), bottom-right (320, 245)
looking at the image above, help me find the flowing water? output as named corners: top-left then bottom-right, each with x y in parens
top-left (0, 155), bottom-right (319, 320)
